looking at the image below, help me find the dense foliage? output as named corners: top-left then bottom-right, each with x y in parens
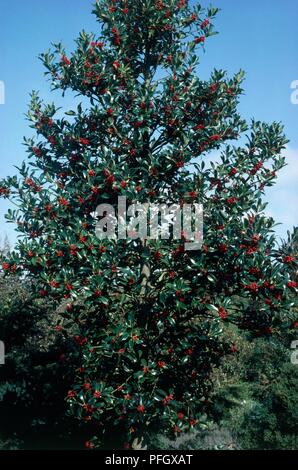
top-left (0, 0), bottom-right (297, 448)
top-left (0, 272), bottom-right (80, 449)
top-left (1, 273), bottom-right (297, 450)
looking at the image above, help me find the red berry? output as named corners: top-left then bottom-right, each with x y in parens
top-left (189, 418), bottom-right (197, 427)
top-left (194, 36), bottom-right (205, 44)
top-left (219, 307), bottom-right (228, 319)
top-left (226, 197), bottom-right (238, 205)
top-left (201, 19), bottom-right (210, 29)
top-left (283, 255), bottom-right (295, 264)
top-left (79, 138), bottom-right (90, 146)
top-left (106, 175), bottom-right (115, 185)
top-left (244, 282), bottom-right (259, 292)
top-left (61, 55), bottom-right (71, 66)
top-left (32, 146), bottom-right (42, 157)
top-left (85, 441), bottom-right (95, 449)
top-left (194, 124), bottom-right (205, 131)
top-left (287, 281), bottom-right (297, 288)
top-left (219, 244), bottom-right (228, 254)
top-left (112, 60), bottom-right (120, 69)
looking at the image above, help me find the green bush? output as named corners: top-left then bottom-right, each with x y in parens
top-left (0, 276), bottom-right (80, 449)
top-left (210, 332), bottom-right (298, 450)
top-left (0, 1), bottom-right (297, 449)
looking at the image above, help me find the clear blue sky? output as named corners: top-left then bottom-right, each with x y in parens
top-left (0, 0), bottom-right (297, 246)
